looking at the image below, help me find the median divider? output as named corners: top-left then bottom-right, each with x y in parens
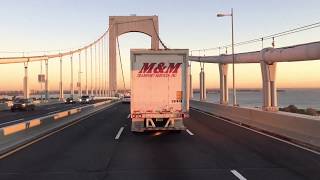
top-left (27, 119), bottom-right (41, 128)
top-left (190, 100), bottom-right (320, 151)
top-left (69, 108), bottom-right (80, 115)
top-left (54, 111), bottom-right (69, 120)
top-left (2, 122), bottom-right (26, 136)
top-left (0, 100), bottom-right (118, 156)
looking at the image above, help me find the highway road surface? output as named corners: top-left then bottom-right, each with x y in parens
top-left (0, 100), bottom-right (106, 127)
top-left (0, 103), bottom-right (319, 180)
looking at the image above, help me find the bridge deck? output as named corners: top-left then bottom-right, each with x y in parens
top-left (0, 103), bottom-right (319, 180)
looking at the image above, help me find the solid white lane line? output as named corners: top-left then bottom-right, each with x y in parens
top-left (186, 129), bottom-right (194, 136)
top-left (230, 170), bottom-right (247, 180)
top-left (47, 106), bottom-right (57, 110)
top-left (115, 127), bottom-right (124, 140)
top-left (191, 108), bottom-right (320, 156)
top-left (47, 110), bottom-right (61, 115)
top-left (127, 114), bottom-right (131, 119)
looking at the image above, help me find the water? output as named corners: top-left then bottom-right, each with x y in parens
top-left (1, 89), bottom-right (320, 110)
top-left (192, 89), bottom-right (320, 110)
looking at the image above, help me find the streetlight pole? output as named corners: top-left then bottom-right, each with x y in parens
top-left (217, 8), bottom-right (237, 106)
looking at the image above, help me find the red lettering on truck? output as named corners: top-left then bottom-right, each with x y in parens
top-left (138, 62), bottom-right (182, 74)
top-left (139, 63), bottom-right (157, 73)
top-left (165, 63), bottom-right (182, 73)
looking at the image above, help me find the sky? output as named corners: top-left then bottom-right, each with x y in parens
top-left (0, 0), bottom-right (319, 91)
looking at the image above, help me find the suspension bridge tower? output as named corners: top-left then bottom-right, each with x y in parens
top-left (108, 15), bottom-right (160, 96)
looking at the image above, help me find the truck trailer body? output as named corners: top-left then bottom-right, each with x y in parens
top-left (130, 49), bottom-right (189, 132)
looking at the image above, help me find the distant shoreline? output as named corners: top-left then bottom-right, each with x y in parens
top-left (192, 88), bottom-right (320, 93)
top-left (0, 88), bottom-right (319, 96)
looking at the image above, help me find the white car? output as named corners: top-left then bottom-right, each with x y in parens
top-left (122, 96), bottom-right (131, 104)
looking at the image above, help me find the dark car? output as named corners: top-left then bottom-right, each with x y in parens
top-left (11, 99), bottom-right (35, 112)
top-left (65, 97), bottom-right (76, 104)
top-left (79, 95), bottom-right (94, 104)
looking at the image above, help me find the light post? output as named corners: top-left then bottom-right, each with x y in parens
top-left (217, 8), bottom-right (237, 106)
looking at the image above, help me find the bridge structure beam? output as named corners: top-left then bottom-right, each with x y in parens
top-left (260, 61), bottom-right (278, 111)
top-left (188, 63), bottom-right (193, 99)
top-left (23, 62), bottom-right (29, 99)
top-left (109, 16), bottom-right (159, 96)
top-left (219, 63), bottom-right (229, 104)
top-left (199, 64), bottom-right (206, 101)
top-left (45, 60), bottom-right (49, 101)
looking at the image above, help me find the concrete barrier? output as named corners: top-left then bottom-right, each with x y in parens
top-left (28, 119), bottom-right (41, 128)
top-left (69, 108), bottom-right (80, 115)
top-left (2, 122), bottom-right (26, 136)
top-left (190, 100), bottom-right (320, 149)
top-left (0, 100), bottom-right (116, 155)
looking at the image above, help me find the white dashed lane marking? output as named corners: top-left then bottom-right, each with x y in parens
top-left (230, 170), bottom-right (247, 180)
top-left (115, 127), bottom-right (125, 140)
top-left (186, 129), bottom-right (194, 136)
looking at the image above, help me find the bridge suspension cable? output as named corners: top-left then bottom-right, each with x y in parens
top-left (0, 24), bottom-right (113, 64)
top-left (0, 17), bottom-right (170, 64)
top-left (191, 21), bottom-right (320, 53)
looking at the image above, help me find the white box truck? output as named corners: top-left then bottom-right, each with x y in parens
top-left (130, 49), bottom-right (189, 132)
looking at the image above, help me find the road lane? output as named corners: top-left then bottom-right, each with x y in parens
top-left (0, 103), bottom-right (87, 127)
top-left (0, 104), bottom-right (319, 180)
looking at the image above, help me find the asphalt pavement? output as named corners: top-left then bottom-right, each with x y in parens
top-left (0, 103), bottom-right (90, 127)
top-left (0, 103), bottom-right (319, 180)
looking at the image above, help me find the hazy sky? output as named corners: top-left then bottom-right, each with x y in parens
top-left (0, 0), bottom-right (319, 91)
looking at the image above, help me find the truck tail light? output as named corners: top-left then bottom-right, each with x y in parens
top-left (132, 114), bottom-right (142, 118)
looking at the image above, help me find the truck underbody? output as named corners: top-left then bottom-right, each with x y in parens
top-left (131, 117), bottom-right (186, 132)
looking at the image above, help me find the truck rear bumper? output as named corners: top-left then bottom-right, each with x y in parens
top-left (131, 118), bottom-right (185, 132)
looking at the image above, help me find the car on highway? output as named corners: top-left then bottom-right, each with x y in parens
top-left (11, 98), bottom-right (35, 112)
top-left (65, 97), bottom-right (76, 104)
top-left (79, 95), bottom-right (94, 104)
top-left (122, 95), bottom-right (131, 104)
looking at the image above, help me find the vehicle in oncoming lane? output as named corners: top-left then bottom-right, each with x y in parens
top-left (11, 98), bottom-right (35, 112)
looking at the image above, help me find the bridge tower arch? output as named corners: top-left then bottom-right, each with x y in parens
top-left (109, 16), bottom-right (159, 95)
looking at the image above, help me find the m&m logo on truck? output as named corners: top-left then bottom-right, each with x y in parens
top-left (137, 62), bottom-right (182, 77)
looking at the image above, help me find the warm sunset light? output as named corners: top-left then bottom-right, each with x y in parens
top-left (0, 1), bottom-right (319, 180)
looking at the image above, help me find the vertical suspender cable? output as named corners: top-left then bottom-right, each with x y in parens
top-left (101, 38), bottom-right (105, 97)
top-left (78, 51), bottom-right (82, 97)
top-left (116, 36), bottom-right (126, 91)
top-left (90, 46), bottom-right (93, 96)
top-left (105, 35), bottom-right (108, 96)
top-left (40, 60), bottom-right (43, 102)
top-left (94, 44), bottom-right (97, 96)
top-left (105, 35), bottom-right (109, 97)
top-left (98, 41), bottom-right (101, 96)
top-left (70, 54), bottom-right (74, 97)
top-left (85, 48), bottom-right (88, 95)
